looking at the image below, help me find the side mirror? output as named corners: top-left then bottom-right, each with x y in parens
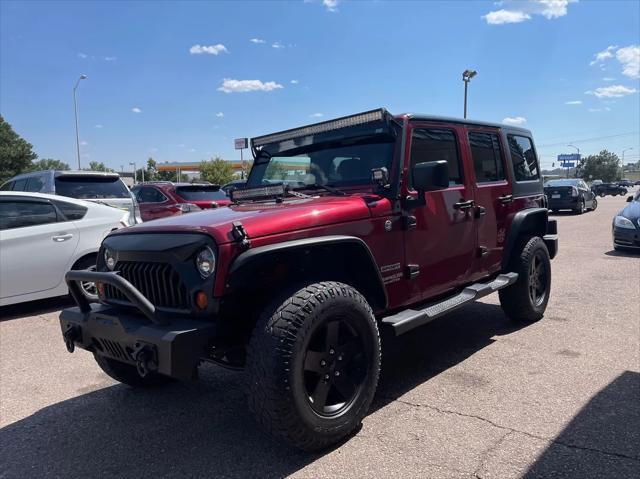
top-left (413, 161), bottom-right (449, 192)
top-left (627, 196), bottom-right (633, 202)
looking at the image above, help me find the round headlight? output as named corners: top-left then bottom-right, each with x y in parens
top-left (104, 249), bottom-right (116, 271)
top-left (195, 246), bottom-right (216, 278)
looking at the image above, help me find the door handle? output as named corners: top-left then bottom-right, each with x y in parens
top-left (52, 233), bottom-right (73, 242)
top-left (474, 205), bottom-right (486, 218)
top-left (453, 199), bottom-right (475, 211)
top-left (498, 194), bottom-right (513, 204)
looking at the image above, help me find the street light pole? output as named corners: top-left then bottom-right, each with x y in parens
top-left (462, 69), bottom-right (477, 119)
top-left (567, 144), bottom-right (580, 178)
top-left (73, 74), bottom-right (88, 169)
top-left (129, 162), bottom-right (137, 184)
top-left (622, 147), bottom-right (633, 164)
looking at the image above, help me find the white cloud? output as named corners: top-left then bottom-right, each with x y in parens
top-left (218, 78), bottom-right (284, 93)
top-left (602, 77), bottom-right (616, 81)
top-left (585, 85), bottom-right (637, 98)
top-left (189, 44), bottom-right (229, 55)
top-left (250, 38), bottom-right (266, 44)
top-left (590, 45), bottom-right (617, 66)
top-left (565, 100), bottom-right (582, 105)
top-left (131, 107), bottom-right (142, 113)
top-left (323, 0), bottom-right (339, 12)
top-left (483, 9), bottom-right (530, 24)
top-left (188, 148), bottom-right (196, 153)
top-left (77, 52), bottom-right (88, 59)
top-left (177, 144), bottom-right (185, 148)
top-left (104, 56), bottom-right (117, 61)
top-left (94, 124), bottom-right (103, 128)
top-left (616, 45), bottom-right (640, 79)
top-left (538, 0), bottom-right (572, 19)
top-left (80, 140), bottom-right (88, 146)
top-left (290, 79), bottom-right (299, 84)
top-left (215, 112), bottom-right (224, 118)
top-left (502, 116), bottom-right (527, 125)
top-left (272, 41), bottom-right (284, 49)
top-left (309, 113), bottom-right (324, 118)
top-left (588, 107), bottom-right (612, 112)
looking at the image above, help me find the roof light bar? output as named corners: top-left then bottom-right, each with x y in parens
top-left (252, 108), bottom-right (388, 147)
top-left (230, 183), bottom-right (285, 202)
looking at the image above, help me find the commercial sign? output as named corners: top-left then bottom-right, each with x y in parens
top-left (557, 153), bottom-right (580, 168)
top-left (234, 138), bottom-right (248, 150)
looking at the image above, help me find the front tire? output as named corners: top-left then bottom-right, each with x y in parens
top-left (71, 257), bottom-right (98, 301)
top-left (499, 237), bottom-right (551, 323)
top-left (591, 198), bottom-right (598, 211)
top-left (94, 354), bottom-right (173, 388)
top-left (246, 281), bottom-right (381, 451)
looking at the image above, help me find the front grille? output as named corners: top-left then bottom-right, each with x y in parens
top-left (105, 261), bottom-right (189, 310)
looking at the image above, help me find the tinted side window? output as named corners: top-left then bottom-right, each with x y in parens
top-left (12, 179), bottom-right (28, 191)
top-left (54, 200), bottom-right (88, 221)
top-left (54, 177), bottom-right (130, 199)
top-left (469, 132), bottom-right (505, 183)
top-left (26, 176), bottom-right (45, 192)
top-left (508, 135), bottom-right (539, 181)
top-left (410, 128), bottom-right (462, 186)
top-left (0, 182), bottom-right (13, 191)
top-left (0, 201), bottom-right (58, 230)
top-left (137, 187), bottom-right (167, 203)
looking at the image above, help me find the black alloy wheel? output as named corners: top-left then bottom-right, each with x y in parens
top-left (528, 250), bottom-right (549, 308)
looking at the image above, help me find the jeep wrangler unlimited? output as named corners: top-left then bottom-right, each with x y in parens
top-left (60, 109), bottom-right (557, 451)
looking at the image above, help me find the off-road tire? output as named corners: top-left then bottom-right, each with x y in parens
top-left (499, 236), bottom-right (551, 323)
top-left (246, 281), bottom-right (381, 451)
top-left (94, 353), bottom-right (173, 388)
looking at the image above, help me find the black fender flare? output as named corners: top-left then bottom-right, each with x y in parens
top-left (502, 207), bottom-right (556, 269)
top-left (227, 235), bottom-right (388, 310)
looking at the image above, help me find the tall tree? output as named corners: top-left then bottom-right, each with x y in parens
top-left (199, 157), bottom-right (235, 185)
top-left (0, 115), bottom-right (38, 184)
top-left (575, 150), bottom-right (621, 182)
top-left (30, 158), bottom-right (70, 171)
top-left (86, 161), bottom-right (114, 172)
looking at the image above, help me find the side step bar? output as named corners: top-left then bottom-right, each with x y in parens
top-left (381, 273), bottom-right (518, 336)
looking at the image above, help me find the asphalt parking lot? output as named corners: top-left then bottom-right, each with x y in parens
top-left (1, 194), bottom-right (638, 479)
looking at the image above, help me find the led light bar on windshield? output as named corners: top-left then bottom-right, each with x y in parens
top-left (252, 108), bottom-right (388, 147)
top-left (230, 183), bottom-right (285, 202)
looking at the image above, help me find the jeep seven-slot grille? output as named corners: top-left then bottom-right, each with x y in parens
top-left (105, 261), bottom-right (189, 310)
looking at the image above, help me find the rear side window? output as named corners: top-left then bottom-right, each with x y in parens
top-left (410, 128), bottom-right (462, 186)
top-left (54, 176), bottom-right (130, 199)
top-left (136, 187), bottom-right (168, 203)
top-left (468, 132), bottom-right (505, 183)
top-left (12, 178), bottom-right (28, 191)
top-left (53, 200), bottom-right (88, 221)
top-left (0, 182), bottom-right (14, 191)
top-left (26, 176), bottom-right (45, 192)
top-left (508, 135), bottom-right (539, 181)
top-left (176, 186), bottom-right (228, 201)
top-left (0, 201), bottom-right (58, 230)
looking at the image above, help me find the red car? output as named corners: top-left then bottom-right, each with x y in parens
top-left (130, 182), bottom-right (231, 221)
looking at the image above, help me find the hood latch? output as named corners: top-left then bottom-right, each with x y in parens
top-left (231, 221), bottom-right (251, 251)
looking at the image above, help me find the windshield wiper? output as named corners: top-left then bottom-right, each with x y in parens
top-left (296, 183), bottom-right (347, 196)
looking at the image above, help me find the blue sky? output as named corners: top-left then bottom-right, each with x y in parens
top-left (1, 0), bottom-right (639, 171)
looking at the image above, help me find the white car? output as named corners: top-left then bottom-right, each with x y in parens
top-left (0, 192), bottom-right (129, 306)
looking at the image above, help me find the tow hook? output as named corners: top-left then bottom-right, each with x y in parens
top-left (132, 343), bottom-right (158, 378)
top-left (63, 325), bottom-right (80, 353)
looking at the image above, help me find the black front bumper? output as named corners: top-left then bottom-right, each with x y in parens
top-left (60, 270), bottom-right (217, 380)
top-left (613, 226), bottom-right (640, 249)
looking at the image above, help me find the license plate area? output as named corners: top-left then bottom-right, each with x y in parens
top-left (552, 194), bottom-right (561, 199)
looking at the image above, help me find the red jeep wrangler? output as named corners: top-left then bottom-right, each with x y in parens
top-left (60, 109), bottom-right (558, 451)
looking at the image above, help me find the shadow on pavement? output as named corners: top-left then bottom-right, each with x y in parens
top-left (524, 371), bottom-right (640, 479)
top-left (0, 296), bottom-right (72, 322)
top-left (604, 249), bottom-right (640, 258)
top-left (0, 302), bottom-right (528, 477)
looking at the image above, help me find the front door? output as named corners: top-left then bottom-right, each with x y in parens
top-left (465, 127), bottom-right (512, 279)
top-left (403, 124), bottom-right (477, 300)
top-left (134, 186), bottom-right (172, 221)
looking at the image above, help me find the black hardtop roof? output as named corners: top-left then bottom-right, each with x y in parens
top-left (8, 169), bottom-right (121, 180)
top-left (399, 113), bottom-right (532, 135)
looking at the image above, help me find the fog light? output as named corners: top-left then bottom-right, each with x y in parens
top-left (195, 291), bottom-right (208, 310)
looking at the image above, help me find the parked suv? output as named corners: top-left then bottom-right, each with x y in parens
top-left (59, 109), bottom-right (557, 451)
top-left (130, 182), bottom-right (231, 222)
top-left (0, 170), bottom-right (142, 224)
top-left (592, 183), bottom-right (628, 197)
top-left (544, 178), bottom-right (597, 213)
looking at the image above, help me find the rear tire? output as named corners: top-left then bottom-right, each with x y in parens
top-left (500, 237), bottom-right (551, 323)
top-left (591, 198), bottom-right (598, 211)
top-left (574, 198), bottom-right (585, 214)
top-left (94, 354), bottom-right (173, 388)
top-left (246, 281), bottom-right (381, 451)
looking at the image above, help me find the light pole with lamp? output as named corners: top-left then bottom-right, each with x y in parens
top-left (130, 162), bottom-right (137, 184)
top-left (567, 144), bottom-right (580, 178)
top-left (73, 74), bottom-right (88, 169)
top-left (622, 148), bottom-right (633, 180)
top-left (462, 69), bottom-right (477, 119)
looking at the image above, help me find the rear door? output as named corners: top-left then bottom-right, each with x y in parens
top-left (402, 123), bottom-right (477, 300)
top-left (0, 197), bottom-right (79, 298)
top-left (133, 186), bottom-right (173, 221)
top-left (466, 127), bottom-right (512, 278)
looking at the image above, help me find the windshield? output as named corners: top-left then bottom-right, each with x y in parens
top-left (176, 186), bottom-right (228, 201)
top-left (54, 177), bottom-right (130, 199)
top-left (544, 179), bottom-right (579, 187)
top-left (248, 140), bottom-right (395, 190)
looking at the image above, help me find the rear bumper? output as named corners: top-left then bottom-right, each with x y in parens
top-left (60, 270), bottom-right (216, 380)
top-left (547, 197), bottom-right (579, 210)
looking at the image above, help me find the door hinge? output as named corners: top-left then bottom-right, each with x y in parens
top-left (231, 221), bottom-right (251, 251)
top-left (477, 246), bottom-right (489, 258)
top-left (405, 264), bottom-right (420, 279)
top-left (403, 215), bottom-right (417, 231)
